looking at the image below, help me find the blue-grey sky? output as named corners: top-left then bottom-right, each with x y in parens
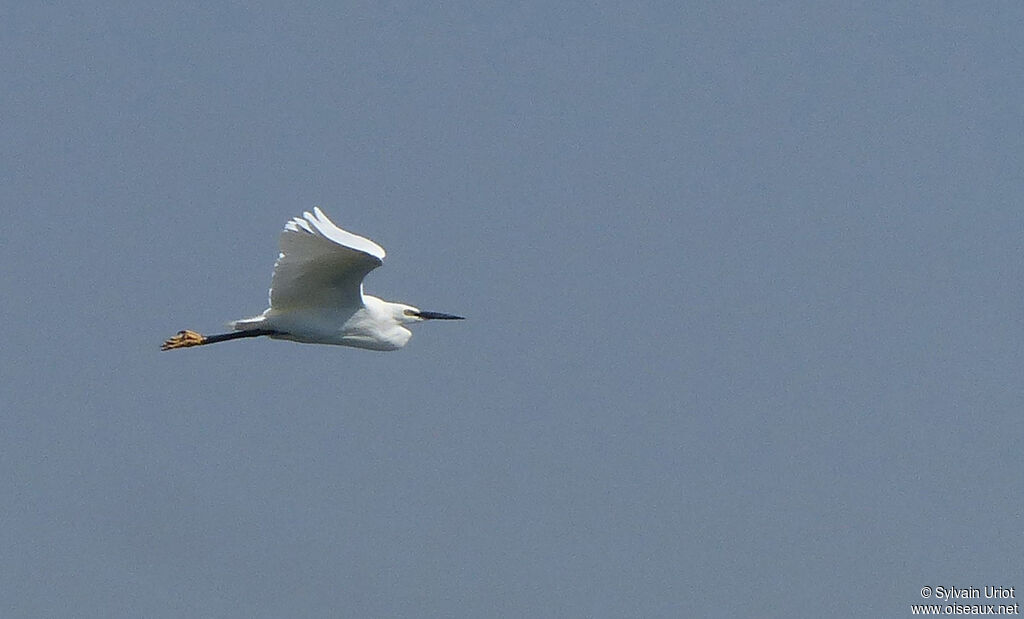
top-left (2, 3), bottom-right (1022, 617)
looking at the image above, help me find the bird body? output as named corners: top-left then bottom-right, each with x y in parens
top-left (237, 295), bottom-right (415, 351)
top-left (162, 208), bottom-right (462, 352)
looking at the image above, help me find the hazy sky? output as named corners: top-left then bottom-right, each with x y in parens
top-left (2, 3), bottom-right (1022, 617)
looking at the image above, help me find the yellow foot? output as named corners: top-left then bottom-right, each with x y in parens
top-left (161, 330), bottom-right (206, 351)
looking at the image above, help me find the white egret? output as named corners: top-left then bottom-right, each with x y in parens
top-left (162, 208), bottom-right (463, 352)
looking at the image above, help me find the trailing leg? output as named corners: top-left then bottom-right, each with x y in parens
top-left (160, 328), bottom-right (277, 351)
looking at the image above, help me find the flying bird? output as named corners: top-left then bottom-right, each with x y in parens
top-left (162, 208), bottom-right (463, 352)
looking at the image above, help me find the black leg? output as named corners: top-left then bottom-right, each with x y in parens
top-left (202, 329), bottom-right (279, 344)
top-left (161, 328), bottom-right (279, 350)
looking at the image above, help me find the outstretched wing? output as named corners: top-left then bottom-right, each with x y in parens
top-left (268, 207), bottom-right (386, 312)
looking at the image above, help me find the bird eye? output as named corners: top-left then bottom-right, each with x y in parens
top-left (403, 309), bottom-right (417, 316)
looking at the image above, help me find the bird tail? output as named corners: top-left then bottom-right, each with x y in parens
top-left (229, 315), bottom-right (266, 331)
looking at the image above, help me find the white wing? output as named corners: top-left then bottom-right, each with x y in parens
top-left (268, 207), bottom-right (386, 312)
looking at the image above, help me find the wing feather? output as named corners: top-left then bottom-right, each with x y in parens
top-left (269, 208), bottom-right (385, 311)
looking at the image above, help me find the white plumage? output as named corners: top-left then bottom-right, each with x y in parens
top-left (162, 208), bottom-right (463, 352)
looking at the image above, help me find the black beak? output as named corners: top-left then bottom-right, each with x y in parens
top-left (417, 311), bottom-right (465, 320)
